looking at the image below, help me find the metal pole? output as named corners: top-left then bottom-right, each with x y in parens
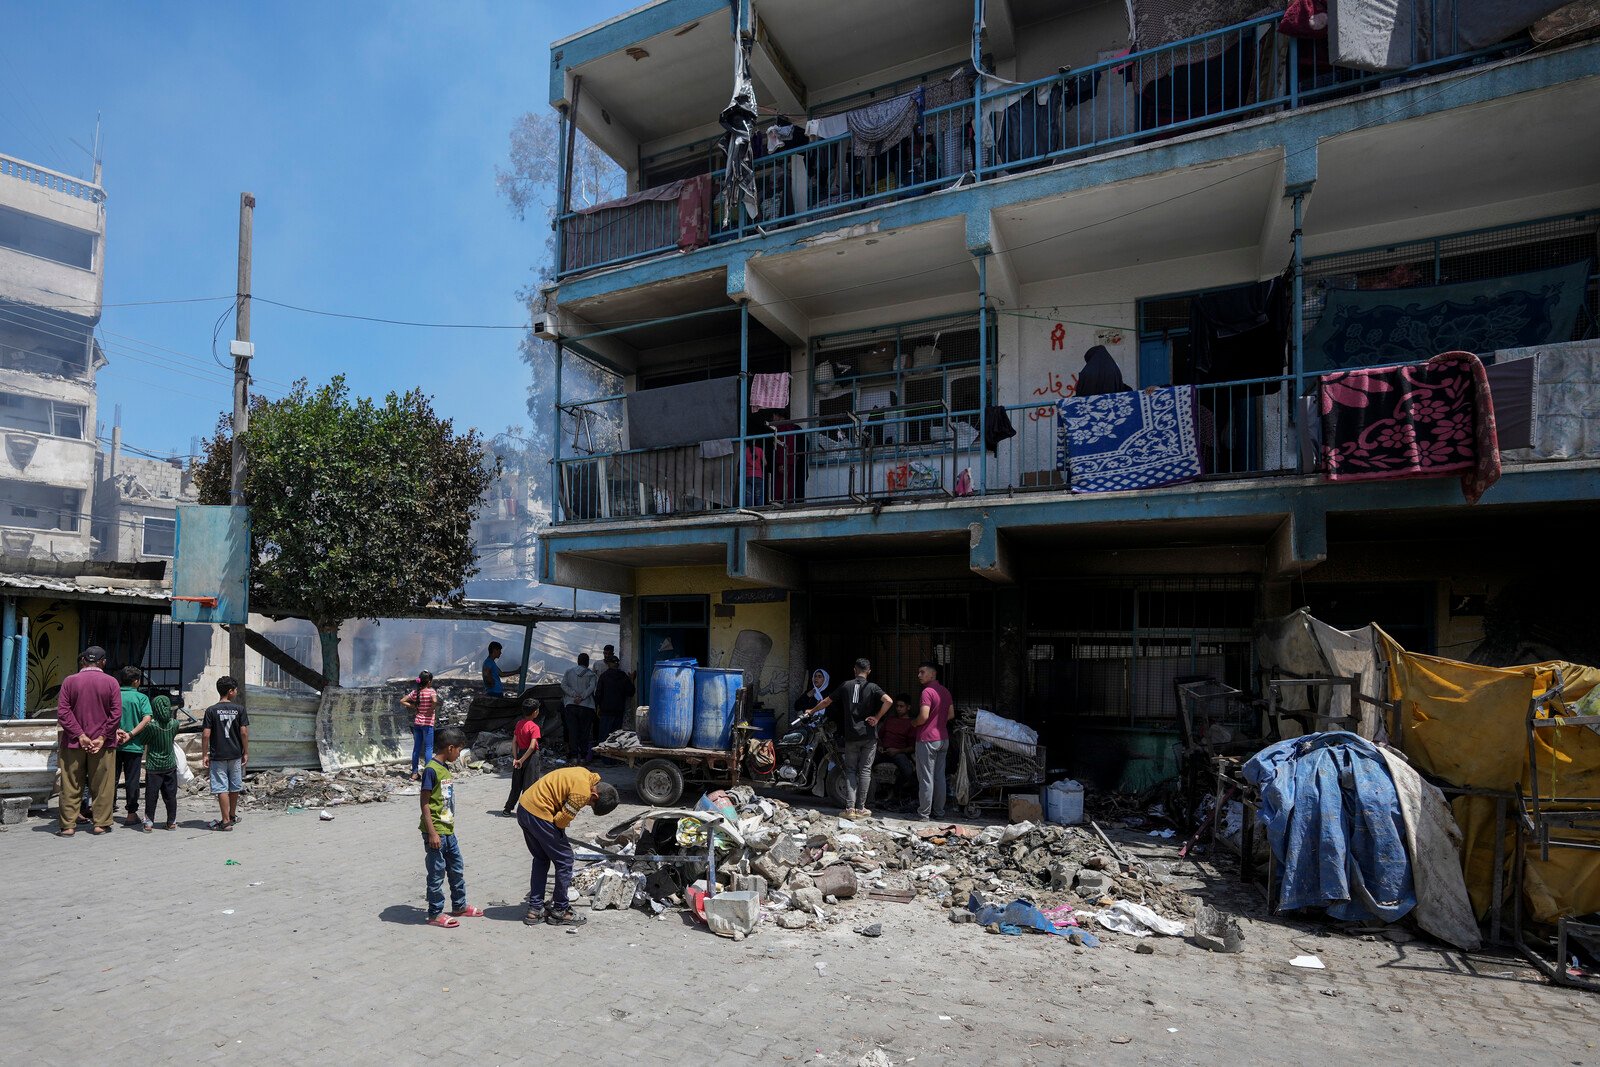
top-left (551, 340), bottom-right (564, 524)
top-left (517, 623), bottom-right (534, 693)
top-left (971, 0), bottom-right (985, 180)
top-left (230, 192), bottom-right (254, 709)
top-left (978, 255), bottom-right (989, 493)
top-left (1290, 189), bottom-right (1306, 468)
top-left (0, 597), bottom-right (15, 719)
top-left (738, 300), bottom-right (749, 509)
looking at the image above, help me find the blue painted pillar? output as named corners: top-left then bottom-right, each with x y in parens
top-left (12, 616), bottom-right (27, 719)
top-left (977, 254), bottom-right (989, 494)
top-left (1, 597), bottom-right (15, 719)
top-left (551, 340), bottom-right (564, 523)
top-left (971, 0), bottom-right (985, 180)
top-left (738, 299), bottom-right (750, 508)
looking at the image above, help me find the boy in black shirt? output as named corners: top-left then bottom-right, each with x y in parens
top-left (202, 676), bottom-right (250, 831)
top-left (801, 657), bottom-right (891, 818)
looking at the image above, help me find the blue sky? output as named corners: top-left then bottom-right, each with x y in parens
top-left (1, 2), bottom-right (624, 460)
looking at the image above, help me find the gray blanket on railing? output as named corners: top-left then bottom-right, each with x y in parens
top-left (625, 377), bottom-right (740, 450)
top-left (847, 91), bottom-right (921, 158)
top-left (1129, 0), bottom-right (1274, 89)
top-left (1328, 0), bottom-right (1569, 71)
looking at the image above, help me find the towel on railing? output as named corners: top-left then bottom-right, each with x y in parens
top-left (1055, 386), bottom-right (1203, 492)
top-left (749, 372), bottom-right (791, 410)
top-left (1128, 0), bottom-right (1271, 89)
top-left (1318, 350), bottom-right (1500, 503)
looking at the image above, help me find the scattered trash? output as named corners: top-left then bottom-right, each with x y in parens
top-left (815, 962), bottom-right (828, 974)
top-left (1094, 902), bottom-right (1186, 937)
top-left (1147, 829), bottom-right (1176, 839)
top-left (1110, 1035), bottom-right (1133, 1044)
top-left (220, 909), bottom-right (234, 915)
top-left (1289, 955), bottom-right (1327, 969)
top-left (247, 881), bottom-right (263, 887)
top-left (855, 922), bottom-right (882, 938)
top-left (857, 1050), bottom-right (894, 1067)
top-left (319, 810), bottom-right (335, 821)
top-left (224, 859), bottom-right (242, 866)
top-left (1320, 987), bottom-right (1343, 997)
top-left (938, 1015), bottom-right (952, 1021)
top-left (1166, 1027), bottom-right (1179, 1034)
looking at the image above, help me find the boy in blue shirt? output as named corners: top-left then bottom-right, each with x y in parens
top-left (419, 727), bottom-right (483, 928)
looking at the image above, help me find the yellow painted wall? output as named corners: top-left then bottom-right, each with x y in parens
top-left (635, 566), bottom-right (792, 710)
top-left (21, 598), bottom-right (80, 714)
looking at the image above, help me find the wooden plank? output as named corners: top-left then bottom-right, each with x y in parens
top-left (242, 626), bottom-right (329, 691)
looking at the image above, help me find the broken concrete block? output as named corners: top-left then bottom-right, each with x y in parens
top-left (752, 853), bottom-right (791, 886)
top-left (590, 869), bottom-right (636, 911)
top-left (734, 874), bottom-right (769, 900)
top-left (776, 912), bottom-right (809, 930)
top-left (785, 868), bottom-right (815, 891)
top-left (1074, 869), bottom-right (1109, 895)
top-left (1048, 860), bottom-right (1080, 891)
top-left (1009, 795), bottom-right (1043, 823)
top-left (1, 796), bottom-right (29, 824)
top-left (812, 864), bottom-right (859, 900)
top-left (766, 833), bottom-right (804, 867)
top-left (999, 821), bottom-right (1034, 844)
top-left (791, 887), bottom-right (825, 912)
top-left (856, 922), bottom-right (882, 938)
top-left (1192, 903), bottom-right (1245, 953)
top-left (949, 908), bottom-right (977, 924)
top-left (705, 890), bottom-right (760, 937)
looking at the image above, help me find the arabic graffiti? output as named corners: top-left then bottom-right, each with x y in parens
top-left (1028, 369), bottom-right (1077, 422)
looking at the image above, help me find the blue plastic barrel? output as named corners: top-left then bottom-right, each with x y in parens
top-left (692, 667), bottom-right (744, 750)
top-left (750, 709), bottom-right (776, 740)
top-left (648, 659), bottom-right (698, 748)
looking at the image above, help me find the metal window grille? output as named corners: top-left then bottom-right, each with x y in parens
top-left (1025, 577), bottom-right (1258, 726)
top-left (811, 312), bottom-right (994, 420)
top-left (809, 582), bottom-right (997, 707)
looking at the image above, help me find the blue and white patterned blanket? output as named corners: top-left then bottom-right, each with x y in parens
top-left (1055, 386), bottom-right (1202, 493)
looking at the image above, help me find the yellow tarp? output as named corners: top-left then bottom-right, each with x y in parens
top-left (1378, 628), bottom-right (1600, 923)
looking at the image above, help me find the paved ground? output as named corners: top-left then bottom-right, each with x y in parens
top-left (4, 769), bottom-right (1597, 1066)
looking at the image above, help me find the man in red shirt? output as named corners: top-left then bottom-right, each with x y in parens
top-left (56, 646), bottom-right (124, 836)
top-left (913, 661), bottom-right (954, 821)
top-left (876, 694), bottom-right (920, 809)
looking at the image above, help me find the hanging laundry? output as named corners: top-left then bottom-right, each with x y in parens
top-left (720, 32), bottom-right (759, 227)
top-left (698, 438), bottom-right (736, 459)
top-left (804, 113), bottom-right (849, 140)
top-left (1305, 260), bottom-right (1592, 372)
top-left (749, 372), bottom-right (791, 411)
top-left (1186, 277), bottom-right (1288, 391)
top-left (983, 405), bottom-right (1017, 453)
top-left (923, 68), bottom-right (974, 180)
top-left (1127, 0), bottom-right (1266, 90)
top-left (1318, 350), bottom-right (1500, 503)
top-left (1055, 387), bottom-right (1203, 493)
top-left (845, 90), bottom-right (921, 158)
top-left (1491, 339), bottom-right (1600, 461)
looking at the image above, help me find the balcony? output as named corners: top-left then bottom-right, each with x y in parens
top-left (552, 4), bottom-right (1532, 281)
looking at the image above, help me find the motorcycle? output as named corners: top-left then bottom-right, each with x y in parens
top-left (769, 711), bottom-right (902, 810)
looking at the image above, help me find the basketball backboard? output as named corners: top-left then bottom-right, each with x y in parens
top-left (172, 505), bottom-right (251, 625)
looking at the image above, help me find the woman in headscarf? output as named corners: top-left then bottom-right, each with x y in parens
top-left (793, 668), bottom-right (830, 726)
top-left (1075, 344), bottom-right (1129, 397)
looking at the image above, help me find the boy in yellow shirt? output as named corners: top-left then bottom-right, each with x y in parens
top-left (518, 766), bottom-right (619, 927)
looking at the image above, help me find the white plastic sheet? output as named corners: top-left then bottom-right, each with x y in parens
top-left (1093, 901), bottom-right (1186, 937)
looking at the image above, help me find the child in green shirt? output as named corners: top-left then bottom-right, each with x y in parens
top-left (419, 728), bottom-right (483, 928)
top-left (117, 667), bottom-right (154, 828)
top-left (140, 694), bottom-right (183, 831)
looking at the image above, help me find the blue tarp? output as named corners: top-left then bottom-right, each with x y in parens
top-left (1243, 732), bottom-right (1416, 922)
top-left (966, 893), bottom-right (1101, 945)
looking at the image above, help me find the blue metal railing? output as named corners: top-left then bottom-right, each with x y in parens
top-left (555, 4), bottom-right (1530, 278)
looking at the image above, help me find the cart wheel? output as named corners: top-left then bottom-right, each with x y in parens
top-left (963, 803), bottom-right (981, 819)
top-left (636, 759), bottom-right (685, 807)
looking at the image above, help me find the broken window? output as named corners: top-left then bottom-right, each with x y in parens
top-left (141, 516), bottom-right (175, 557)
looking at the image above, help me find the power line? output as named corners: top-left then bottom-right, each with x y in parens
top-left (252, 297), bottom-right (530, 330)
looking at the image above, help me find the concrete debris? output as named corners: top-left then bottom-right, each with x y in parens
top-left (237, 765), bottom-right (485, 811)
top-left (1192, 903), bottom-right (1246, 953)
top-left (858, 1048), bottom-right (894, 1067)
top-left (856, 922), bottom-right (882, 938)
top-left (776, 912), bottom-right (810, 930)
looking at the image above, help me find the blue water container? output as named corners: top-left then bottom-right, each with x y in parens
top-left (648, 659), bottom-right (698, 748)
top-left (750, 709), bottom-right (776, 740)
top-left (692, 667), bottom-right (744, 750)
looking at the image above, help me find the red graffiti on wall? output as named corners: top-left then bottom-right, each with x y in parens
top-left (1027, 370), bottom-right (1078, 422)
top-left (1049, 323), bottom-right (1066, 350)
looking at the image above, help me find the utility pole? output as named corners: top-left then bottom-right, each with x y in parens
top-left (229, 192), bottom-right (254, 707)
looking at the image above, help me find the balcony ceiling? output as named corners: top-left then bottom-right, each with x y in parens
top-left (752, 216), bottom-right (975, 321)
top-left (757, 0), bottom-right (971, 102)
top-left (992, 148), bottom-right (1282, 283)
top-left (563, 268), bottom-right (732, 348)
top-left (1306, 75), bottom-right (1600, 250)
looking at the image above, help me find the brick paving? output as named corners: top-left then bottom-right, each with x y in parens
top-left (3, 771), bottom-right (1596, 1066)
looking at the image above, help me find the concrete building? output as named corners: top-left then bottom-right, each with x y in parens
top-left (540, 2), bottom-right (1599, 785)
top-left (91, 434), bottom-right (199, 564)
top-left (0, 152), bottom-right (107, 563)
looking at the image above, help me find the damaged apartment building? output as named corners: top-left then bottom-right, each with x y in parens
top-left (535, 1), bottom-right (1600, 787)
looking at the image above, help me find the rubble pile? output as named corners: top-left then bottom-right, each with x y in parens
top-left (577, 788), bottom-right (1193, 941)
top-left (238, 759), bottom-right (498, 812)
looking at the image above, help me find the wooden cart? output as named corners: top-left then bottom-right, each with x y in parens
top-left (594, 735), bottom-right (748, 807)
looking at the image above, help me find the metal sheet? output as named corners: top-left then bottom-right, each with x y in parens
top-left (242, 690), bottom-right (320, 771)
top-left (172, 505), bottom-right (251, 625)
top-left (315, 688), bottom-right (412, 771)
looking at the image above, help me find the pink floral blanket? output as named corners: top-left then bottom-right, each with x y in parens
top-left (1319, 350), bottom-right (1500, 503)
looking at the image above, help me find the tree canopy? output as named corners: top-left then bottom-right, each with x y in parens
top-left (194, 376), bottom-right (499, 684)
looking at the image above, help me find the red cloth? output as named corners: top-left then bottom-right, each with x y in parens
top-left (878, 714), bottom-right (918, 752)
top-left (514, 719), bottom-right (541, 752)
top-left (58, 667), bottom-right (122, 748)
top-left (1318, 350), bottom-right (1500, 504)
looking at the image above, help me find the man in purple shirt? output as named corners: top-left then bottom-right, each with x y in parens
top-left (913, 660), bottom-right (953, 821)
top-left (57, 646), bottom-right (125, 836)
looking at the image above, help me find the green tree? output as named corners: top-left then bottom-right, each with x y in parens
top-left (194, 376), bottom-right (500, 686)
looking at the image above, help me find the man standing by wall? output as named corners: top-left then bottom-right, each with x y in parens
top-left (482, 641), bottom-right (512, 697)
top-left (594, 655), bottom-right (635, 741)
top-left (913, 660), bottom-right (953, 822)
top-left (560, 653), bottom-right (598, 762)
top-left (56, 646), bottom-right (123, 836)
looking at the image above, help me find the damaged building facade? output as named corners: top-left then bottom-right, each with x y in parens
top-left (536, 0), bottom-right (1600, 788)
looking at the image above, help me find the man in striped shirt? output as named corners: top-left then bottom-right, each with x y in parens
top-left (517, 766), bottom-right (618, 927)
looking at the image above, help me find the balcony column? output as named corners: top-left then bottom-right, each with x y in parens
top-left (1290, 187), bottom-right (1307, 467)
top-left (978, 253), bottom-right (989, 494)
top-left (970, 0), bottom-right (985, 180)
top-left (738, 299), bottom-right (750, 509)
top-left (1, 596), bottom-right (16, 719)
top-left (551, 340), bottom-right (564, 522)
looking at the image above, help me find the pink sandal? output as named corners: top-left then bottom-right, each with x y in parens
top-left (425, 914), bottom-right (460, 928)
top-left (450, 905), bottom-right (484, 918)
